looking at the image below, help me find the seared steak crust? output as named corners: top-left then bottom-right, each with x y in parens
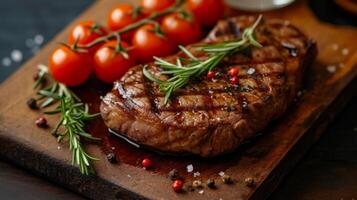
top-left (100, 16), bottom-right (317, 157)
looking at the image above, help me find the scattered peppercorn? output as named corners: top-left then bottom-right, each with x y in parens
top-left (222, 175), bottom-right (233, 184)
top-left (206, 179), bottom-right (216, 188)
top-left (207, 71), bottom-right (215, 79)
top-left (229, 67), bottom-right (239, 77)
top-left (33, 73), bottom-right (39, 81)
top-left (192, 180), bottom-right (203, 188)
top-left (51, 131), bottom-right (59, 138)
top-left (215, 71), bottom-right (222, 78)
top-left (184, 183), bottom-right (195, 192)
top-left (106, 152), bottom-right (118, 164)
top-left (231, 76), bottom-right (239, 85)
top-left (244, 177), bottom-right (255, 187)
top-left (27, 98), bottom-right (38, 110)
top-left (35, 117), bottom-right (48, 128)
top-left (168, 169), bottom-right (180, 181)
top-left (142, 158), bottom-right (152, 168)
top-left (172, 180), bottom-right (184, 192)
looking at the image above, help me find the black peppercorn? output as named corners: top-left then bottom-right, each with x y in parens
top-left (51, 131), bottom-right (59, 138)
top-left (33, 73), bottom-right (39, 81)
top-left (184, 184), bottom-right (195, 192)
top-left (168, 169), bottom-right (180, 181)
top-left (35, 117), bottom-right (48, 128)
top-left (27, 98), bottom-right (38, 110)
top-left (206, 179), bottom-right (216, 188)
top-left (244, 177), bottom-right (255, 187)
top-left (106, 152), bottom-right (118, 164)
top-left (222, 175), bottom-right (233, 184)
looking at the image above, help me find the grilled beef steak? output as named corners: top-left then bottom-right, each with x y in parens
top-left (100, 16), bottom-right (317, 157)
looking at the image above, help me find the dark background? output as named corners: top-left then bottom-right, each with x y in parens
top-left (0, 0), bottom-right (356, 199)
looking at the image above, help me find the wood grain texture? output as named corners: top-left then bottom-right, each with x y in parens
top-left (0, 0), bottom-right (356, 199)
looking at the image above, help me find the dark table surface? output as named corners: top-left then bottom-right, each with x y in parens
top-left (0, 0), bottom-right (356, 199)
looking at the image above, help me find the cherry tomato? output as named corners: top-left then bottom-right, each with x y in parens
top-left (132, 24), bottom-right (176, 63)
top-left (161, 12), bottom-right (202, 46)
top-left (49, 45), bottom-right (93, 87)
top-left (141, 0), bottom-right (175, 13)
top-left (68, 21), bottom-right (107, 54)
top-left (93, 40), bottom-right (137, 83)
top-left (107, 4), bottom-right (144, 41)
top-left (186, 0), bottom-right (224, 27)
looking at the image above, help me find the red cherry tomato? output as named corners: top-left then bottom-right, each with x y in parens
top-left (132, 24), bottom-right (176, 63)
top-left (68, 21), bottom-right (107, 54)
top-left (141, 0), bottom-right (175, 13)
top-left (107, 4), bottom-right (144, 41)
top-left (161, 12), bottom-right (202, 46)
top-left (93, 40), bottom-right (137, 83)
top-left (186, 0), bottom-right (224, 27)
top-left (49, 45), bottom-right (93, 87)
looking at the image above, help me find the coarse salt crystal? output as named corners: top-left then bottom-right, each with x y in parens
top-left (247, 68), bottom-right (255, 75)
top-left (57, 146), bottom-right (61, 150)
top-left (34, 34), bottom-right (44, 45)
top-left (127, 174), bottom-right (131, 178)
top-left (1, 57), bottom-right (11, 67)
top-left (11, 49), bottom-right (23, 62)
top-left (219, 171), bottom-right (225, 177)
top-left (193, 172), bottom-right (200, 177)
top-left (326, 65), bottom-right (336, 73)
top-left (187, 164), bottom-right (194, 173)
top-left (198, 190), bottom-right (204, 194)
top-left (342, 48), bottom-right (349, 56)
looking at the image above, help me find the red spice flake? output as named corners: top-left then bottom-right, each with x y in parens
top-left (207, 71), bottom-right (215, 79)
top-left (229, 67), bottom-right (239, 77)
top-left (231, 76), bottom-right (239, 85)
top-left (142, 158), bottom-right (152, 168)
top-left (172, 180), bottom-right (184, 192)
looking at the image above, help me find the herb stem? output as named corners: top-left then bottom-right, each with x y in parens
top-left (34, 65), bottom-right (100, 175)
top-left (143, 15), bottom-right (263, 104)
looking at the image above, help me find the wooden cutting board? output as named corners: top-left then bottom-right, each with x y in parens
top-left (0, 0), bottom-right (356, 199)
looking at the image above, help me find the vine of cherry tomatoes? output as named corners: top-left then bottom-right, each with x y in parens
top-left (49, 0), bottom-right (224, 86)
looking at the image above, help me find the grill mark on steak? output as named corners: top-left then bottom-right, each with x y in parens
top-left (100, 16), bottom-right (317, 157)
top-left (142, 73), bottom-right (160, 114)
top-left (124, 73), bottom-right (283, 99)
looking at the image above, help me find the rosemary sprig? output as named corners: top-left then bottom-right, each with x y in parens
top-left (143, 15), bottom-right (263, 104)
top-left (34, 64), bottom-right (100, 175)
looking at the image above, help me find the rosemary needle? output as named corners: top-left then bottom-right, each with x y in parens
top-left (143, 15), bottom-right (263, 105)
top-left (34, 64), bottom-right (100, 175)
